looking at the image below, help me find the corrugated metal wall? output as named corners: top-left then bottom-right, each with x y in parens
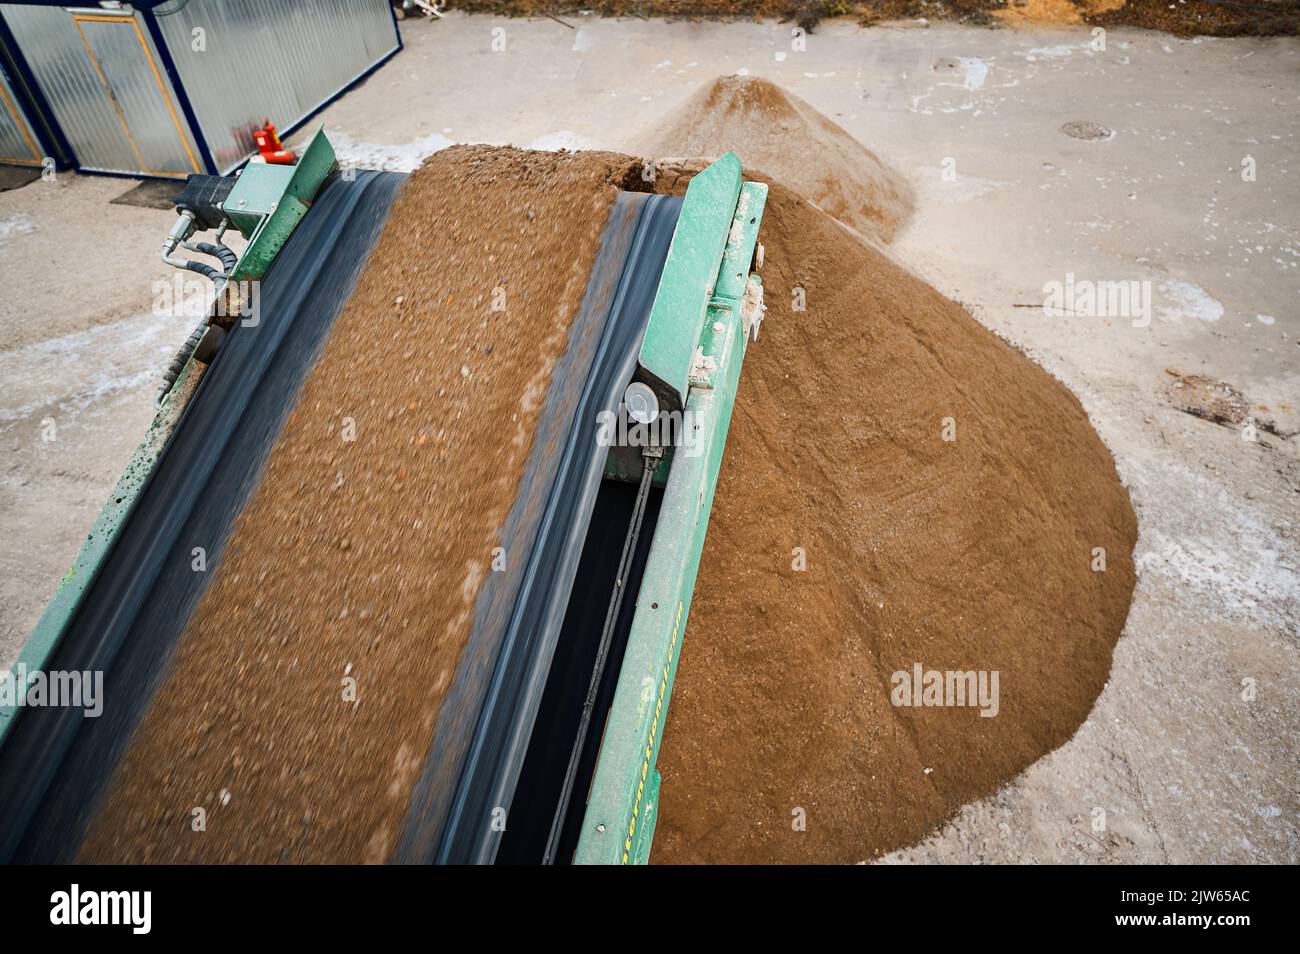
top-left (0, 58), bottom-right (42, 166)
top-left (154, 0), bottom-right (398, 173)
top-left (0, 4), bottom-right (201, 176)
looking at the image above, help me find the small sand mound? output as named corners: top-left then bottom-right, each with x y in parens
top-left (650, 165), bottom-right (1137, 864)
top-left (638, 75), bottom-right (914, 244)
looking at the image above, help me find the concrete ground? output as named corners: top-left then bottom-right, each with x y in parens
top-left (0, 15), bottom-right (1295, 864)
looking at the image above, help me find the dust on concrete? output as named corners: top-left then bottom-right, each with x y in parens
top-left (442, 2), bottom-right (1300, 38)
top-left (0, 174), bottom-right (206, 669)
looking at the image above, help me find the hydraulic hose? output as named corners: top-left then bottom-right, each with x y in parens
top-left (157, 236), bottom-right (241, 403)
top-left (157, 318), bottom-right (207, 405)
top-left (157, 255), bottom-right (229, 404)
top-left (188, 241), bottom-right (238, 273)
top-left (179, 258), bottom-right (223, 283)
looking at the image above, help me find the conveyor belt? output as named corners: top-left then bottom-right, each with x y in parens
top-left (0, 170), bottom-right (405, 863)
top-left (398, 191), bottom-right (682, 864)
top-left (0, 177), bottom-right (681, 864)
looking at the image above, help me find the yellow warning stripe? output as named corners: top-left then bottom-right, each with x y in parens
top-left (124, 16), bottom-right (200, 174)
top-left (0, 76), bottom-right (43, 164)
top-left (72, 14), bottom-right (199, 176)
top-left (72, 17), bottom-right (147, 173)
top-left (622, 600), bottom-right (683, 864)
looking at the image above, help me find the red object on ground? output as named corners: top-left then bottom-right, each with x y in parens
top-left (253, 120), bottom-right (297, 165)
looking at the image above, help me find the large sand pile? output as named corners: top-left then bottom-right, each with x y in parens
top-left (638, 75), bottom-right (914, 244)
top-left (649, 163), bottom-right (1137, 864)
top-left (81, 147), bottom-right (643, 863)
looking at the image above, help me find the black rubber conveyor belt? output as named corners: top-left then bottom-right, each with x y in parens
top-left (0, 177), bottom-right (682, 865)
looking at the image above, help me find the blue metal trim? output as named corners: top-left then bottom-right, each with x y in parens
top-left (0, 9), bottom-right (76, 168)
top-left (0, 1), bottom-right (172, 7)
top-left (272, 37), bottom-right (403, 163)
top-left (62, 166), bottom-right (186, 182)
top-left (141, 7), bottom-right (217, 174)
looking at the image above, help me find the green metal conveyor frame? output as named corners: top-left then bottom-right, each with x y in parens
top-left (0, 141), bottom-right (768, 866)
top-left (577, 155), bottom-right (767, 864)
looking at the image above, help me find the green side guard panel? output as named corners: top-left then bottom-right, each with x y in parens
top-left (224, 126), bottom-right (338, 281)
top-left (636, 152), bottom-right (743, 411)
top-left (576, 159), bottom-right (767, 865)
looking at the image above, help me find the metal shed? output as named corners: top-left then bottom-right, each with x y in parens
top-left (0, 0), bottom-right (400, 178)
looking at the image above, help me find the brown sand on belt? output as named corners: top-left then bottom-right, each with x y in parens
top-left (80, 146), bottom-right (642, 863)
top-left (648, 164), bottom-right (1137, 864)
top-left (637, 75), bottom-right (915, 245)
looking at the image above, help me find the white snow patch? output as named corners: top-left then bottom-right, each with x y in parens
top-left (1020, 44), bottom-right (1089, 62)
top-left (325, 126), bottom-right (604, 172)
top-left (0, 307), bottom-right (195, 423)
top-left (920, 172), bottom-right (1008, 204)
top-left (328, 129), bottom-right (457, 173)
top-left (0, 214), bottom-right (36, 247)
top-left (1255, 314), bottom-right (1276, 326)
top-left (955, 56), bottom-right (989, 91)
top-left (1131, 460), bottom-right (1300, 631)
top-left (1158, 280), bottom-right (1224, 323)
top-left (524, 130), bottom-right (598, 152)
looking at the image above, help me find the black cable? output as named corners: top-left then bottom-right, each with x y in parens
top-left (157, 230), bottom-right (240, 404)
top-left (156, 250), bottom-right (231, 403)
